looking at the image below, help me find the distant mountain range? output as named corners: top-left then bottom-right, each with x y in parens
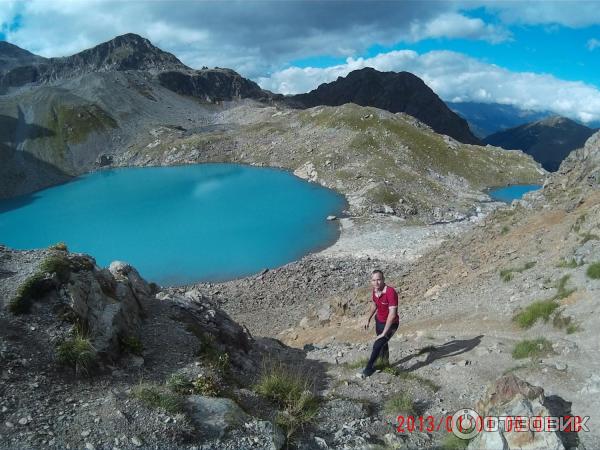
top-left (447, 102), bottom-right (550, 139)
top-left (483, 116), bottom-right (597, 172)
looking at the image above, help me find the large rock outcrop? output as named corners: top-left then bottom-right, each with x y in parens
top-left (0, 246), bottom-right (152, 360)
top-left (468, 374), bottom-right (569, 450)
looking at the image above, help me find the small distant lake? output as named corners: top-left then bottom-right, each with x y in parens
top-left (0, 164), bottom-right (345, 285)
top-left (488, 184), bottom-right (542, 202)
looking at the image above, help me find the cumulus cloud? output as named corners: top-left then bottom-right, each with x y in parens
top-left (587, 38), bottom-right (600, 51)
top-left (0, 0), bottom-right (509, 78)
top-left (258, 49), bottom-right (600, 123)
top-left (408, 13), bottom-right (511, 43)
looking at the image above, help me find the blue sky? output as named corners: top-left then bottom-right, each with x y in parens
top-left (2, 1), bottom-right (600, 122)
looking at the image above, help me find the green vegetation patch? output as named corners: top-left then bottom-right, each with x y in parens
top-left (166, 372), bottom-right (220, 397)
top-left (384, 392), bottom-right (416, 415)
top-left (255, 363), bottom-right (319, 440)
top-left (40, 254), bottom-right (71, 282)
top-left (9, 253), bottom-right (72, 314)
top-left (56, 335), bottom-right (97, 375)
top-left (514, 275), bottom-right (576, 329)
top-left (9, 272), bottom-right (50, 314)
top-left (579, 232), bottom-right (600, 244)
top-left (513, 299), bottom-right (559, 328)
top-left (512, 338), bottom-right (553, 359)
top-left (499, 261), bottom-right (536, 282)
top-left (440, 432), bottom-right (471, 450)
top-left (557, 258), bottom-right (581, 269)
top-left (48, 103), bottom-right (118, 145)
top-left (133, 382), bottom-right (184, 413)
top-left (586, 262), bottom-right (600, 279)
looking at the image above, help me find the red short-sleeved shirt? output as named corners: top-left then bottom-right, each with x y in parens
top-left (373, 285), bottom-right (399, 324)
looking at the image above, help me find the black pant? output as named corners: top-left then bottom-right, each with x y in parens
top-left (366, 319), bottom-right (399, 372)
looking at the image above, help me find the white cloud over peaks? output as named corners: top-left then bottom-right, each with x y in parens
top-left (409, 13), bottom-right (511, 43)
top-left (258, 50), bottom-right (600, 123)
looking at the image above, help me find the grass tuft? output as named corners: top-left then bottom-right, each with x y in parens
top-left (556, 258), bottom-right (580, 269)
top-left (166, 373), bottom-right (193, 394)
top-left (513, 300), bottom-right (559, 328)
top-left (133, 382), bottom-right (184, 413)
top-left (586, 262), bottom-right (600, 279)
top-left (40, 255), bottom-right (71, 282)
top-left (192, 374), bottom-right (220, 397)
top-left (9, 272), bottom-right (49, 314)
top-left (440, 432), bottom-right (471, 449)
top-left (512, 338), bottom-right (553, 359)
top-left (255, 363), bottom-right (319, 440)
top-left (554, 274), bottom-right (575, 299)
top-left (56, 335), bottom-right (97, 375)
top-left (384, 392), bottom-right (415, 415)
top-left (499, 261), bottom-right (536, 282)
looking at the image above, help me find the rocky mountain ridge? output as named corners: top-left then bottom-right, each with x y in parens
top-left (289, 67), bottom-right (480, 145)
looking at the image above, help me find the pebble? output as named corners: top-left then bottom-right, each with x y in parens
top-left (5, 421), bottom-right (14, 428)
top-left (131, 436), bottom-right (143, 447)
top-left (81, 430), bottom-right (91, 437)
top-left (85, 443), bottom-right (95, 450)
top-left (18, 417), bottom-right (28, 425)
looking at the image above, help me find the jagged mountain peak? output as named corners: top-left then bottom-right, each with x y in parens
top-left (288, 67), bottom-right (481, 145)
top-left (55, 32), bottom-right (188, 72)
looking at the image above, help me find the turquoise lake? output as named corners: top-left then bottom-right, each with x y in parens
top-left (0, 164), bottom-right (345, 285)
top-left (488, 184), bottom-right (542, 202)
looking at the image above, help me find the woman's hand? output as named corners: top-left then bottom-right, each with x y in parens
top-left (363, 319), bottom-right (371, 330)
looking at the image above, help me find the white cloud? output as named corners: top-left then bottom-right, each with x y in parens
top-left (408, 13), bottom-right (511, 43)
top-left (0, 1), bottom-right (511, 78)
top-left (258, 49), bottom-right (600, 123)
top-left (587, 38), bottom-right (600, 51)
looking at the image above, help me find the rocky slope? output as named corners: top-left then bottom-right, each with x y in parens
top-left (288, 68), bottom-right (480, 145)
top-left (197, 131), bottom-right (600, 449)
top-left (0, 244), bottom-right (330, 449)
top-left (484, 115), bottom-right (597, 172)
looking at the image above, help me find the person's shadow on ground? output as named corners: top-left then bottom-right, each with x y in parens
top-left (391, 335), bottom-right (484, 371)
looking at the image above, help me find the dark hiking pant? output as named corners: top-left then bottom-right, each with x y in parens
top-left (365, 319), bottom-right (399, 373)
